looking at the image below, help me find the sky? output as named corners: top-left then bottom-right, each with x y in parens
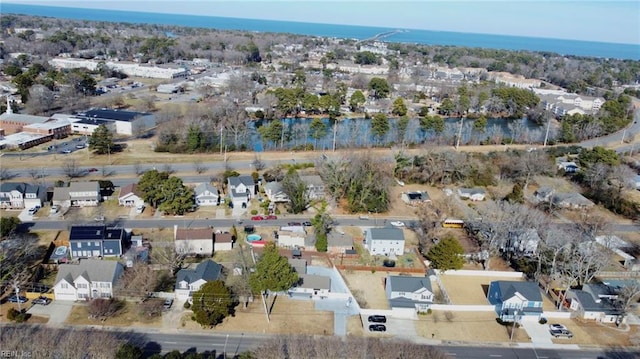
top-left (4, 0), bottom-right (640, 45)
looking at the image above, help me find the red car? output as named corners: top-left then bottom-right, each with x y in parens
top-left (266, 215), bottom-right (278, 220)
top-left (251, 215), bottom-right (265, 221)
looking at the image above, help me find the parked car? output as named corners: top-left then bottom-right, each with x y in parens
top-left (28, 207), bottom-right (38, 215)
top-left (302, 221), bottom-right (312, 226)
top-left (549, 323), bottom-right (568, 331)
top-left (94, 215), bottom-right (105, 222)
top-left (87, 168), bottom-right (98, 172)
top-left (136, 205), bottom-right (145, 214)
top-left (50, 205), bottom-right (60, 214)
top-left (75, 144), bottom-right (85, 149)
top-left (32, 296), bottom-right (52, 305)
top-left (369, 324), bottom-right (386, 332)
top-left (288, 222), bottom-right (302, 226)
top-left (163, 298), bottom-right (174, 310)
top-left (7, 295), bottom-right (28, 303)
top-left (549, 329), bottom-right (573, 338)
top-left (368, 315), bottom-right (387, 323)
top-left (266, 215), bottom-right (278, 220)
top-left (359, 215), bottom-right (370, 220)
top-left (61, 149), bottom-right (72, 154)
top-left (390, 221), bottom-right (405, 227)
top-left (251, 215), bottom-right (265, 221)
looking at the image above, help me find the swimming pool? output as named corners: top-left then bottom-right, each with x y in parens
top-left (247, 234), bottom-right (262, 242)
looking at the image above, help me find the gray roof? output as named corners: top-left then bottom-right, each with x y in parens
top-left (298, 274), bottom-right (331, 290)
top-left (69, 181), bottom-right (99, 192)
top-left (288, 258), bottom-right (307, 274)
top-left (493, 281), bottom-right (542, 302)
top-left (327, 231), bottom-right (354, 248)
top-left (389, 297), bottom-right (426, 308)
top-left (175, 259), bottom-right (222, 288)
top-left (52, 187), bottom-right (70, 201)
top-left (387, 275), bottom-right (432, 293)
top-left (264, 181), bottom-right (284, 193)
top-left (458, 188), bottom-right (486, 195)
top-left (228, 175), bottom-right (255, 188)
top-left (568, 289), bottom-right (621, 315)
top-left (300, 175), bottom-right (324, 187)
top-left (55, 259), bottom-right (123, 284)
top-left (194, 183), bottom-right (218, 197)
top-left (368, 227), bottom-right (405, 241)
top-left (0, 113), bottom-right (50, 124)
top-left (552, 192), bottom-right (594, 207)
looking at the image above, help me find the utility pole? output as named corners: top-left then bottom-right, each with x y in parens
top-left (543, 117), bottom-right (552, 147)
top-left (332, 121), bottom-right (337, 152)
top-left (510, 310), bottom-right (519, 341)
top-left (455, 117), bottom-right (464, 150)
top-left (219, 126), bottom-right (223, 155)
top-left (223, 334), bottom-right (229, 359)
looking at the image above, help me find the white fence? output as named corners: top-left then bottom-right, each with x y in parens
top-left (434, 269), bottom-right (524, 278)
top-left (542, 311), bottom-right (572, 319)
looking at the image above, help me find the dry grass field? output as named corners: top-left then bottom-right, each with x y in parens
top-left (415, 310), bottom-right (531, 343)
top-left (179, 296), bottom-right (334, 335)
top-left (0, 302), bottom-right (49, 324)
top-left (341, 271), bottom-right (390, 310)
top-left (437, 274), bottom-right (522, 305)
top-left (65, 301), bottom-right (162, 327)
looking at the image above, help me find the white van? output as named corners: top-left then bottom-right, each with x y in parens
top-left (136, 205), bottom-right (145, 214)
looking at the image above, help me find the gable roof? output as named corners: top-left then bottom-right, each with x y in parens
top-left (0, 182), bottom-right (25, 193)
top-left (300, 175), bottom-right (323, 187)
top-left (491, 281), bottom-right (542, 302)
top-left (298, 274), bottom-right (330, 290)
top-left (568, 289), bottom-right (621, 315)
top-left (388, 275), bottom-right (432, 293)
top-left (264, 181), bottom-right (284, 193)
top-left (119, 183), bottom-right (141, 198)
top-left (175, 259), bottom-right (222, 287)
top-left (70, 225), bottom-right (107, 241)
top-left (458, 188), bottom-right (486, 195)
top-left (69, 181), bottom-right (99, 192)
top-left (55, 259), bottom-right (123, 284)
top-left (194, 183), bottom-right (219, 197)
top-left (175, 228), bottom-right (213, 241)
top-left (228, 175), bottom-right (255, 188)
top-left (368, 227), bottom-right (405, 241)
top-left (214, 233), bottom-right (233, 243)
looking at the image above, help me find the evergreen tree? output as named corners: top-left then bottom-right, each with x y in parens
top-left (371, 113), bottom-right (390, 144)
top-left (504, 182), bottom-right (525, 204)
top-left (191, 280), bottom-right (234, 327)
top-left (115, 343), bottom-right (143, 359)
top-left (89, 124), bottom-right (115, 155)
top-left (391, 97), bottom-right (407, 116)
top-left (250, 242), bottom-right (298, 294)
top-left (309, 118), bottom-right (327, 150)
top-left (426, 236), bottom-right (465, 271)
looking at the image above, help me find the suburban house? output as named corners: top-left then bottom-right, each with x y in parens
top-left (69, 225), bottom-right (127, 258)
top-left (301, 175), bottom-right (326, 200)
top-left (0, 182), bottom-right (44, 209)
top-left (263, 181), bottom-right (290, 203)
top-left (52, 181), bottom-right (100, 207)
top-left (551, 192), bottom-right (594, 209)
top-left (228, 175), bottom-right (256, 209)
top-left (457, 188), bottom-right (486, 201)
top-left (214, 232), bottom-right (234, 252)
top-left (118, 183), bottom-right (145, 207)
top-left (565, 288), bottom-right (623, 324)
top-left (276, 228), bottom-right (307, 248)
top-left (289, 274), bottom-right (331, 298)
top-left (364, 227), bottom-right (405, 256)
top-left (487, 280), bottom-right (543, 322)
top-left (53, 259), bottom-right (124, 301)
top-left (174, 226), bottom-right (214, 256)
top-left (401, 191), bottom-right (431, 206)
top-left (385, 275), bottom-right (434, 316)
top-left (327, 231), bottom-right (354, 254)
top-left (194, 183), bottom-right (220, 206)
top-left (504, 229), bottom-right (540, 256)
top-left (595, 235), bottom-right (638, 270)
top-left (175, 259), bottom-right (223, 301)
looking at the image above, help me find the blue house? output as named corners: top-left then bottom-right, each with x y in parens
top-left (69, 225), bottom-right (127, 258)
top-left (487, 280), bottom-right (543, 322)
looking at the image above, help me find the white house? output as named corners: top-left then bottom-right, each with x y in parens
top-left (0, 182), bottom-right (43, 209)
top-left (385, 275), bottom-right (434, 317)
top-left (194, 183), bottom-right (219, 206)
top-left (53, 259), bottom-right (124, 301)
top-left (214, 232), bottom-right (234, 252)
top-left (364, 227), bottom-right (405, 256)
top-left (289, 274), bottom-right (331, 297)
top-left (264, 181), bottom-right (290, 203)
top-left (174, 226), bottom-right (214, 256)
top-left (118, 183), bottom-right (144, 207)
top-left (175, 260), bottom-right (223, 301)
top-left (228, 175), bottom-right (256, 209)
top-left (566, 288), bottom-right (623, 323)
top-left (457, 188), bottom-right (486, 201)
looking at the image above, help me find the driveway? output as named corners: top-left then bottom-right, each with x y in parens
top-left (520, 316), bottom-right (553, 344)
top-left (382, 316), bottom-right (418, 338)
top-left (27, 300), bottom-right (73, 325)
top-left (17, 208), bottom-right (34, 222)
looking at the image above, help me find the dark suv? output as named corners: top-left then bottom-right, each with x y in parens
top-left (369, 324), bottom-right (386, 332)
top-left (368, 315), bottom-right (387, 323)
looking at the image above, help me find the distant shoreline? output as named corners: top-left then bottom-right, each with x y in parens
top-left (3, 3), bottom-right (639, 60)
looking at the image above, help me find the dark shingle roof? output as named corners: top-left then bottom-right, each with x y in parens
top-left (388, 276), bottom-right (432, 293)
top-left (494, 281), bottom-right (542, 302)
top-left (175, 260), bottom-right (222, 288)
top-left (81, 109), bottom-right (149, 122)
top-left (70, 225), bottom-right (107, 241)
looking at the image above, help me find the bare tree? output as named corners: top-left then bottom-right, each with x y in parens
top-left (252, 154), bottom-right (266, 171)
top-left (617, 281), bottom-right (640, 323)
top-left (138, 298), bottom-right (164, 318)
top-left (193, 160), bottom-right (207, 174)
top-left (88, 298), bottom-right (126, 321)
top-left (27, 167), bottom-right (44, 181)
top-left (133, 162), bottom-right (145, 176)
top-left (115, 264), bottom-right (160, 299)
top-left (151, 245), bottom-right (186, 275)
top-left (25, 84), bottom-right (55, 115)
top-left (100, 165), bottom-right (115, 177)
top-left (62, 159), bottom-right (83, 178)
top-left (0, 167), bottom-right (15, 180)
